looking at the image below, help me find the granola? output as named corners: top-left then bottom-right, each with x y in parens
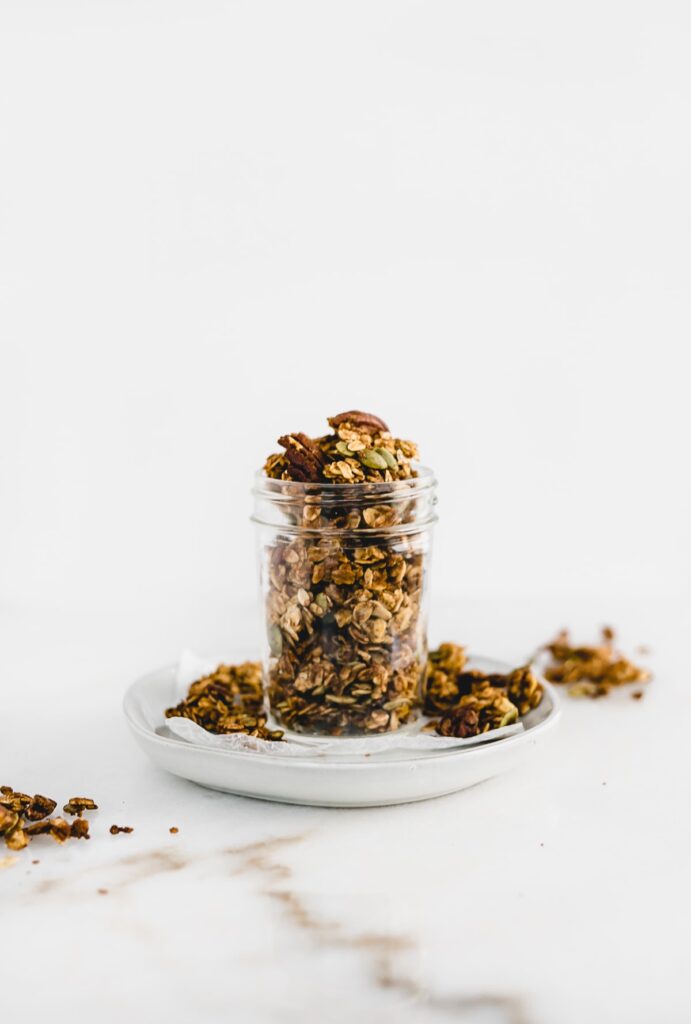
top-left (422, 643), bottom-right (544, 737)
top-left (264, 410), bottom-right (419, 485)
top-left (542, 627), bottom-right (650, 698)
top-left (264, 536), bottom-right (428, 735)
top-left (63, 797), bottom-right (98, 817)
top-left (165, 662), bottom-right (284, 740)
top-left (259, 412), bottom-right (433, 736)
top-left (1, 786), bottom-right (97, 851)
top-left (0, 787), bottom-right (56, 820)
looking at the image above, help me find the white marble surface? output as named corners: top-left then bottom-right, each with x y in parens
top-left (2, 597), bottom-right (690, 1024)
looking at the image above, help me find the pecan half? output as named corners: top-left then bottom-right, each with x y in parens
top-left (327, 411), bottom-right (389, 433)
top-left (277, 432), bottom-right (326, 481)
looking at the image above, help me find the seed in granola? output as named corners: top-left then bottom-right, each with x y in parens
top-left (360, 449), bottom-right (390, 470)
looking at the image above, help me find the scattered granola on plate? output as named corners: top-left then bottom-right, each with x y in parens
top-left (422, 642), bottom-right (544, 738)
top-left (168, 644), bottom-right (544, 745)
top-left (165, 661), bottom-right (284, 740)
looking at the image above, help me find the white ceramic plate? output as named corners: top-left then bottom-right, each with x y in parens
top-left (123, 657), bottom-right (560, 807)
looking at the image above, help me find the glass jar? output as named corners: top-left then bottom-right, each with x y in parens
top-left (252, 468), bottom-right (437, 736)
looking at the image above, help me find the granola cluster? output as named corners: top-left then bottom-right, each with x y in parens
top-left (165, 662), bottom-right (284, 740)
top-left (542, 627), bottom-right (650, 698)
top-left (422, 642), bottom-right (544, 738)
top-left (264, 410), bottom-right (418, 485)
top-left (1, 786), bottom-right (97, 851)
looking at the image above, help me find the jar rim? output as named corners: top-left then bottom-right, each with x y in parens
top-left (252, 464), bottom-right (437, 502)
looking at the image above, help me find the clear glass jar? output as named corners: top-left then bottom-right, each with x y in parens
top-left (252, 468), bottom-right (437, 736)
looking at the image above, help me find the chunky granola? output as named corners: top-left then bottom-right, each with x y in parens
top-left (422, 643), bottom-right (544, 738)
top-left (260, 412), bottom-right (431, 735)
top-left (541, 627), bottom-right (651, 698)
top-left (165, 662), bottom-right (284, 740)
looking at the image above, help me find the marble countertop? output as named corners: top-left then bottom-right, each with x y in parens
top-left (3, 598), bottom-right (689, 1024)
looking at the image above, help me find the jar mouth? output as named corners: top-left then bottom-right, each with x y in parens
top-left (252, 465), bottom-right (437, 504)
top-left (251, 465), bottom-right (437, 534)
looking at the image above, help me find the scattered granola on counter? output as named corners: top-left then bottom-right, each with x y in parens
top-left (422, 643), bottom-right (544, 738)
top-left (1, 786), bottom-right (96, 851)
top-left (0, 787), bottom-right (57, 820)
top-left (63, 797), bottom-right (98, 817)
top-left (541, 627), bottom-right (651, 698)
top-left (109, 825), bottom-right (133, 835)
top-left (164, 661), bottom-right (284, 741)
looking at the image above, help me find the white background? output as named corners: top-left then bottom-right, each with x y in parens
top-left (2, 4), bottom-right (691, 1023)
top-left (2, 0), bottom-right (690, 635)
